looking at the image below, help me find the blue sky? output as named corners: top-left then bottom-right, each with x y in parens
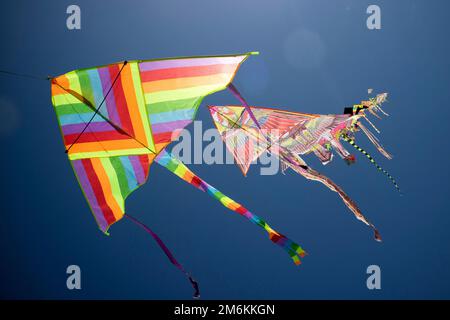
top-left (0, 0), bottom-right (449, 299)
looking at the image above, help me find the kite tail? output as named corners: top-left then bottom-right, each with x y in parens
top-left (124, 213), bottom-right (200, 299)
top-left (358, 122), bottom-right (392, 160)
top-left (155, 150), bottom-right (306, 265)
top-left (281, 151), bottom-right (382, 242)
top-left (341, 134), bottom-right (401, 194)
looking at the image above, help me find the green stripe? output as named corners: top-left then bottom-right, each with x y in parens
top-left (166, 159), bottom-right (179, 173)
top-left (55, 103), bottom-right (93, 116)
top-left (77, 69), bottom-right (95, 107)
top-left (109, 157), bottom-right (130, 197)
top-left (145, 84), bottom-right (220, 104)
top-left (146, 97), bottom-right (199, 114)
top-left (53, 94), bottom-right (89, 107)
top-left (99, 157), bottom-right (125, 211)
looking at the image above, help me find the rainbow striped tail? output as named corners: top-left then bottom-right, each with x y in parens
top-left (155, 150), bottom-right (306, 265)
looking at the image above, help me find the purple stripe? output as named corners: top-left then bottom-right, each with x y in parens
top-left (151, 119), bottom-right (192, 134)
top-left (62, 121), bottom-right (113, 135)
top-left (98, 67), bottom-right (122, 126)
top-left (72, 160), bottom-right (108, 231)
top-left (128, 156), bottom-right (145, 184)
top-left (139, 56), bottom-right (246, 72)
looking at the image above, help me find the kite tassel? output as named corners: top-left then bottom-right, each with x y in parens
top-left (124, 213), bottom-right (200, 299)
top-left (344, 155), bottom-right (356, 165)
top-left (268, 230), bottom-right (307, 265)
top-left (342, 134), bottom-right (401, 194)
top-left (236, 208), bottom-right (307, 266)
top-left (373, 226), bottom-right (382, 242)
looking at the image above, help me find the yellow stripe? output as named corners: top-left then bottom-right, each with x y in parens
top-left (67, 71), bottom-right (83, 94)
top-left (145, 83), bottom-right (229, 104)
top-left (91, 158), bottom-right (123, 220)
top-left (173, 164), bottom-right (186, 177)
top-left (120, 63), bottom-right (149, 148)
top-left (52, 94), bottom-right (84, 106)
top-left (100, 157), bottom-right (125, 212)
top-left (68, 147), bottom-right (152, 160)
top-left (142, 73), bottom-right (234, 94)
top-left (131, 62), bottom-right (155, 151)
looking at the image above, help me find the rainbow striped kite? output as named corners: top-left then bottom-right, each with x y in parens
top-left (50, 53), bottom-right (305, 298)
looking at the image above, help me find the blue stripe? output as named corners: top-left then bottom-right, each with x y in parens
top-left (87, 69), bottom-right (105, 108)
top-left (59, 113), bottom-right (105, 126)
top-left (149, 109), bottom-right (195, 125)
top-left (119, 156), bottom-right (139, 191)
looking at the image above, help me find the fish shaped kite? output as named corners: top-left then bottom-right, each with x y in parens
top-left (209, 88), bottom-right (400, 243)
top-left (49, 52), bottom-right (305, 298)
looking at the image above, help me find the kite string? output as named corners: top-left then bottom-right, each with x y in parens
top-left (65, 61), bottom-right (128, 153)
top-left (124, 213), bottom-right (200, 299)
top-left (0, 69), bottom-right (51, 81)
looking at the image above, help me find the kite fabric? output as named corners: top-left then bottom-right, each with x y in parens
top-left (50, 52), bottom-right (305, 297)
top-left (209, 90), bottom-right (400, 242)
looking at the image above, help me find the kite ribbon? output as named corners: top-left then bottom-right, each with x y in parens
top-left (155, 150), bottom-right (306, 265)
top-left (228, 83), bottom-right (262, 130)
top-left (124, 213), bottom-right (200, 299)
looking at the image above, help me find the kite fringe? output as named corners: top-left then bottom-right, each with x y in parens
top-left (124, 213), bottom-right (200, 299)
top-left (363, 115), bottom-right (380, 133)
top-left (358, 122), bottom-right (392, 160)
top-left (281, 152), bottom-right (382, 242)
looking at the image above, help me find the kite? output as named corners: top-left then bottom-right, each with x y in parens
top-left (49, 53), bottom-right (305, 298)
top-left (209, 87), bottom-right (400, 243)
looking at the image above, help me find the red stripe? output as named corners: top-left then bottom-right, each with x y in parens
top-left (235, 206), bottom-right (248, 215)
top-left (138, 155), bottom-right (150, 179)
top-left (81, 159), bottom-right (116, 225)
top-left (140, 63), bottom-right (238, 83)
top-left (64, 130), bottom-right (131, 144)
top-left (153, 132), bottom-right (173, 144)
top-left (109, 65), bottom-right (135, 136)
top-left (190, 176), bottom-right (202, 188)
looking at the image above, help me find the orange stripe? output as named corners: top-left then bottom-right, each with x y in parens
top-left (90, 158), bottom-right (123, 220)
top-left (227, 201), bottom-right (241, 211)
top-left (155, 142), bottom-right (171, 153)
top-left (120, 65), bottom-right (148, 145)
top-left (183, 170), bottom-right (195, 182)
top-left (51, 74), bottom-right (70, 95)
top-left (142, 73), bottom-right (233, 94)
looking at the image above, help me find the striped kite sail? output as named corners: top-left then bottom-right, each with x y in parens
top-left (209, 91), bottom-right (399, 243)
top-left (50, 53), bottom-right (305, 298)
